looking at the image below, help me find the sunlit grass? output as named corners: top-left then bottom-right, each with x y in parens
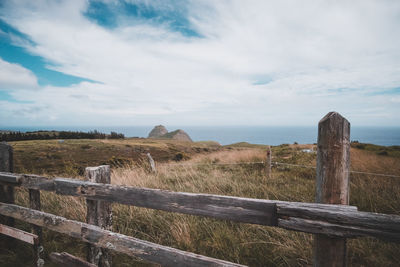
top-left (3, 143), bottom-right (400, 266)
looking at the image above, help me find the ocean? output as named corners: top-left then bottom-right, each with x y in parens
top-left (2, 126), bottom-right (400, 146)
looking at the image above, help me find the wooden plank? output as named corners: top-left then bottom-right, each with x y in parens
top-left (278, 217), bottom-right (400, 242)
top-left (0, 172), bottom-right (359, 217)
top-left (0, 172), bottom-right (21, 185)
top-left (0, 202), bottom-right (246, 267)
top-left (0, 143), bottom-right (13, 174)
top-left (29, 189), bottom-right (44, 267)
top-left (277, 202), bottom-right (357, 213)
top-left (55, 177), bottom-right (359, 226)
top-left (3, 172), bottom-right (397, 243)
top-left (277, 204), bottom-right (400, 232)
top-left (0, 172), bottom-right (358, 223)
top-left (0, 173), bottom-right (55, 190)
top-left (55, 177), bottom-right (278, 226)
top-left (314, 112), bottom-right (350, 267)
top-left (85, 165), bottom-right (112, 267)
top-left (0, 224), bottom-right (38, 245)
top-left (0, 143), bottom-right (14, 228)
top-left (50, 252), bottom-right (97, 267)
top-left (21, 174), bottom-right (55, 191)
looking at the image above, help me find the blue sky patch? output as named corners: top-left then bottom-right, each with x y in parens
top-left (0, 19), bottom-right (95, 87)
top-left (0, 90), bottom-right (33, 103)
top-left (84, 1), bottom-right (118, 28)
top-left (252, 76), bottom-right (273, 85)
top-left (84, 0), bottom-right (200, 37)
top-left (367, 87), bottom-right (400, 96)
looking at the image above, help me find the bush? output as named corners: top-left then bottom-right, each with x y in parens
top-left (356, 144), bottom-right (366, 149)
top-left (174, 153), bottom-right (184, 161)
top-left (377, 150), bottom-right (388, 156)
top-left (81, 144), bottom-right (91, 149)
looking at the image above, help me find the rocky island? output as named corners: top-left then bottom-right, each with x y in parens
top-left (148, 125), bottom-right (193, 142)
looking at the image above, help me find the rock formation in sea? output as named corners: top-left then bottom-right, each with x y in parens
top-left (148, 125), bottom-right (168, 138)
top-left (147, 126), bottom-right (193, 142)
top-left (162, 129), bottom-right (193, 142)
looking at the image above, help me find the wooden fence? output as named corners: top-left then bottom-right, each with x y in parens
top-left (0, 112), bottom-right (399, 267)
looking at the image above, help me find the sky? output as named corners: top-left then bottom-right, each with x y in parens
top-left (0, 0), bottom-right (400, 127)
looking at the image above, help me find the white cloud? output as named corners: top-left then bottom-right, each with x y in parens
top-left (0, 0), bottom-right (400, 126)
top-left (0, 58), bottom-right (38, 90)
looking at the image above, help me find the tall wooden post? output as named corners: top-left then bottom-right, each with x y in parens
top-left (0, 143), bottom-right (14, 227)
top-left (265, 146), bottom-right (272, 179)
top-left (314, 112), bottom-right (350, 267)
top-left (85, 165), bottom-right (112, 267)
top-left (29, 189), bottom-right (44, 266)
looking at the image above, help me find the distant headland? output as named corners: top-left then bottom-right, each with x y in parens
top-left (148, 125), bottom-right (193, 142)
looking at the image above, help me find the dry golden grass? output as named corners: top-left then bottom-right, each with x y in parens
top-left (351, 148), bottom-right (400, 175)
top-left (109, 148), bottom-right (399, 266)
top-left (3, 146), bottom-right (400, 266)
top-left (186, 148), bottom-right (266, 164)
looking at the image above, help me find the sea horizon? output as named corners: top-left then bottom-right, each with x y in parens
top-left (1, 125), bottom-right (400, 147)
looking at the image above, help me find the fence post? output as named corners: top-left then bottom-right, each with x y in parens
top-left (85, 165), bottom-right (112, 267)
top-left (0, 142), bottom-right (14, 227)
top-left (314, 112), bottom-right (350, 267)
top-left (265, 146), bottom-right (271, 179)
top-left (29, 189), bottom-right (44, 267)
top-left (146, 153), bottom-right (156, 173)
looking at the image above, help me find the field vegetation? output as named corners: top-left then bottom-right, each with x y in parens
top-left (1, 139), bottom-right (399, 266)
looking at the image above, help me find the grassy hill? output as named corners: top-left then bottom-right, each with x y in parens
top-left (9, 138), bottom-right (221, 175)
top-left (1, 139), bottom-right (399, 266)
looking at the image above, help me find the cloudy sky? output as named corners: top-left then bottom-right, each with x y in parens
top-left (0, 0), bottom-right (399, 127)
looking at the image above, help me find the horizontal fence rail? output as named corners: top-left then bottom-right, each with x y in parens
top-left (277, 203), bottom-right (400, 242)
top-left (0, 223), bottom-right (38, 245)
top-left (1, 171), bottom-right (399, 243)
top-left (0, 202), bottom-right (245, 267)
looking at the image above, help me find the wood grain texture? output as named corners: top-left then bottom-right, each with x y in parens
top-left (277, 204), bottom-right (400, 233)
top-left (314, 112), bottom-right (350, 267)
top-left (55, 177), bottom-right (278, 226)
top-left (278, 217), bottom-right (400, 242)
top-left (0, 172), bottom-right (20, 185)
top-left (0, 143), bottom-right (13, 174)
top-left (29, 189), bottom-right (44, 267)
top-left (0, 223), bottom-right (38, 245)
top-left (316, 112), bottom-right (350, 204)
top-left (0, 202), bottom-right (246, 267)
top-left (49, 252), bottom-right (97, 267)
top-left (0, 143), bottom-right (14, 227)
top-left (21, 174), bottom-right (55, 191)
top-left (0, 172), bottom-right (358, 227)
top-left (85, 165), bottom-right (112, 267)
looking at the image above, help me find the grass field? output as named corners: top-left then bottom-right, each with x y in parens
top-left (9, 138), bottom-right (221, 175)
top-left (1, 139), bottom-right (400, 266)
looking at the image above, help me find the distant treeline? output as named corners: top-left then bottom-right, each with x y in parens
top-left (0, 130), bottom-right (125, 142)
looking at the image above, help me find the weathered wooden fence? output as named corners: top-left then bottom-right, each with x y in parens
top-left (1, 112), bottom-right (399, 267)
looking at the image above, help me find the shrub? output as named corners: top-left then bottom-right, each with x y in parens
top-left (377, 150), bottom-right (388, 156)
